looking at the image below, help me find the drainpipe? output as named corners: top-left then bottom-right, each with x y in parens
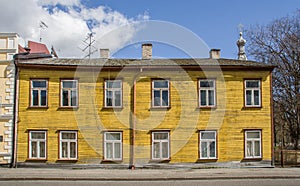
top-left (130, 68), bottom-right (143, 170)
top-left (11, 55), bottom-right (20, 168)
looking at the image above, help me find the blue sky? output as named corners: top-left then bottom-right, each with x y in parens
top-left (1, 0), bottom-right (298, 59)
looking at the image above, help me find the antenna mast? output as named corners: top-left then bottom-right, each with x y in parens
top-left (81, 32), bottom-right (97, 59)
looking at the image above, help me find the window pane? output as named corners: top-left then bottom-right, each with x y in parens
top-left (246, 141), bottom-right (253, 157)
top-left (154, 133), bottom-right (168, 140)
top-left (200, 90), bottom-right (207, 106)
top-left (247, 132), bottom-right (260, 139)
top-left (115, 91), bottom-right (121, 106)
top-left (114, 143), bottom-right (121, 159)
top-left (162, 90), bottom-right (169, 106)
top-left (8, 38), bottom-right (14, 48)
top-left (106, 143), bottom-right (113, 159)
top-left (106, 133), bottom-right (121, 140)
top-left (70, 142), bottom-right (76, 158)
top-left (254, 141), bottom-right (261, 156)
top-left (200, 81), bottom-right (214, 88)
top-left (40, 142), bottom-right (46, 158)
top-left (62, 90), bottom-right (69, 106)
top-left (246, 90), bottom-right (252, 105)
top-left (106, 91), bottom-right (112, 106)
top-left (32, 90), bottom-right (39, 106)
top-left (112, 81), bottom-right (121, 88)
top-left (246, 81), bottom-right (259, 88)
top-left (41, 90), bottom-right (47, 106)
top-left (63, 81), bottom-right (76, 88)
top-left (31, 132), bottom-right (45, 139)
top-left (153, 90), bottom-right (160, 106)
top-left (61, 142), bottom-right (68, 158)
top-left (162, 142), bottom-right (169, 158)
top-left (31, 142), bottom-right (37, 158)
top-left (153, 142), bottom-right (160, 159)
top-left (32, 81), bottom-right (46, 88)
top-left (201, 132), bottom-right (215, 140)
top-left (0, 39), bottom-right (6, 48)
top-left (62, 132), bottom-right (76, 139)
top-left (154, 81), bottom-right (168, 88)
top-left (71, 90), bottom-right (77, 106)
top-left (208, 90), bottom-right (214, 106)
top-left (254, 90), bottom-right (260, 105)
top-left (201, 142), bottom-right (208, 158)
top-left (209, 142), bottom-right (216, 158)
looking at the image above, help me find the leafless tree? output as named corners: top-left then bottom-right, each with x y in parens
top-left (246, 10), bottom-right (300, 149)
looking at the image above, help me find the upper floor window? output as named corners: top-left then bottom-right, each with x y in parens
top-left (245, 130), bottom-right (261, 159)
top-left (8, 38), bottom-right (14, 49)
top-left (199, 131), bottom-right (217, 159)
top-left (104, 132), bottom-right (122, 161)
top-left (31, 79), bottom-right (48, 107)
top-left (59, 131), bottom-right (77, 160)
top-left (60, 79), bottom-right (78, 107)
top-left (104, 80), bottom-right (122, 108)
top-left (152, 80), bottom-right (170, 108)
top-left (244, 80), bottom-right (261, 107)
top-left (0, 39), bottom-right (6, 49)
top-left (152, 131), bottom-right (170, 160)
top-left (199, 79), bottom-right (216, 107)
top-left (29, 131), bottom-right (47, 159)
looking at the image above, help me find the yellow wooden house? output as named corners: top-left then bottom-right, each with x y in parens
top-left (13, 44), bottom-right (275, 168)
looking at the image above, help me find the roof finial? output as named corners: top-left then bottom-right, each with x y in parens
top-left (236, 25), bottom-right (247, 60)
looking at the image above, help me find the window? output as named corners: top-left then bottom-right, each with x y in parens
top-left (104, 132), bottom-right (122, 160)
top-left (245, 130), bottom-right (261, 158)
top-left (31, 80), bottom-right (48, 107)
top-left (245, 80), bottom-right (261, 107)
top-left (199, 79), bottom-right (216, 107)
top-left (104, 80), bottom-right (122, 108)
top-left (61, 79), bottom-right (78, 107)
top-left (0, 39), bottom-right (6, 49)
top-left (8, 38), bottom-right (14, 49)
top-left (152, 80), bottom-right (170, 107)
top-left (152, 131), bottom-right (170, 160)
top-left (59, 131), bottom-right (77, 160)
top-left (0, 136), bottom-right (3, 142)
top-left (7, 54), bottom-right (14, 60)
top-left (199, 131), bottom-right (217, 159)
top-left (29, 131), bottom-right (46, 159)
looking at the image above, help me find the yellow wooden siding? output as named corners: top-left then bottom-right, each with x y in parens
top-left (17, 68), bottom-right (272, 164)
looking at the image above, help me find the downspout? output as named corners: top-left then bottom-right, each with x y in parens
top-left (270, 71), bottom-right (275, 167)
top-left (130, 68), bottom-right (142, 170)
top-left (11, 55), bottom-right (20, 168)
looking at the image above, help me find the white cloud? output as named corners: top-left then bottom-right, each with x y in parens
top-left (0, 0), bottom-right (148, 58)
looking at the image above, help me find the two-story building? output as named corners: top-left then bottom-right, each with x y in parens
top-left (13, 41), bottom-right (275, 168)
top-left (0, 33), bottom-right (18, 165)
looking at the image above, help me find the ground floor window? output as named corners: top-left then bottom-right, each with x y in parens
top-left (245, 130), bottom-right (261, 158)
top-left (59, 131), bottom-right (77, 160)
top-left (199, 131), bottom-right (217, 159)
top-left (152, 131), bottom-right (170, 160)
top-left (104, 132), bottom-right (122, 160)
top-left (29, 131), bottom-right (47, 159)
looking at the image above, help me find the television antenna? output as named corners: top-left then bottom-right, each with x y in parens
top-left (81, 32), bottom-right (97, 59)
top-left (39, 21), bottom-right (48, 42)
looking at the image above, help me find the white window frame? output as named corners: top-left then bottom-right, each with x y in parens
top-left (104, 80), bottom-right (122, 108)
top-left (8, 38), bottom-right (15, 49)
top-left (152, 80), bottom-right (170, 108)
top-left (59, 131), bottom-right (78, 160)
top-left (7, 53), bottom-right (14, 60)
top-left (199, 131), bottom-right (217, 159)
top-left (151, 131), bottom-right (170, 160)
top-left (104, 132), bottom-right (122, 161)
top-left (199, 79), bottom-right (216, 107)
top-left (60, 79), bottom-right (78, 107)
top-left (245, 130), bottom-right (262, 159)
top-left (29, 131), bottom-right (47, 159)
top-left (30, 79), bottom-right (48, 107)
top-left (244, 80), bottom-right (261, 107)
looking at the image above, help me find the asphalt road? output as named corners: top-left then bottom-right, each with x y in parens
top-left (1, 179), bottom-right (300, 186)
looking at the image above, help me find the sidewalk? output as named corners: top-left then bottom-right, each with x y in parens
top-left (0, 167), bottom-right (300, 181)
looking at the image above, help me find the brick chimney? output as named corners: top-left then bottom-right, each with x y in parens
top-left (142, 43), bottom-right (152, 59)
top-left (209, 49), bottom-right (221, 59)
top-left (100, 49), bottom-right (110, 58)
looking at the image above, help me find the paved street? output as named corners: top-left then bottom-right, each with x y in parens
top-left (0, 167), bottom-right (300, 181)
top-left (1, 179), bottom-right (300, 186)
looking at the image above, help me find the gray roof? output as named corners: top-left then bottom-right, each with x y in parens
top-left (15, 57), bottom-right (275, 70)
